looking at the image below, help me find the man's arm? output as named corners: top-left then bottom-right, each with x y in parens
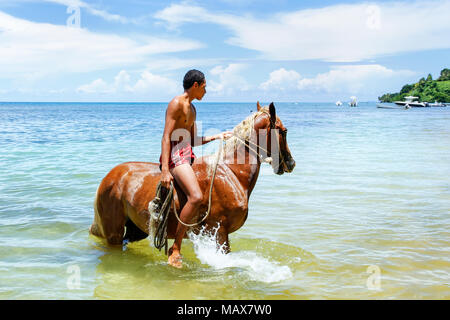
top-left (190, 122), bottom-right (221, 147)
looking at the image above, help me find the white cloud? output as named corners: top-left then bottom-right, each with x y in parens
top-left (132, 71), bottom-right (178, 95)
top-left (76, 70), bottom-right (179, 98)
top-left (208, 64), bottom-right (250, 96)
top-left (76, 64), bottom-right (252, 100)
top-left (260, 68), bottom-right (302, 91)
top-left (76, 78), bottom-right (110, 94)
top-left (74, 64), bottom-right (417, 101)
top-left (296, 65), bottom-right (415, 94)
top-left (259, 64), bottom-right (416, 100)
top-left (144, 57), bottom-right (223, 72)
top-left (155, 0), bottom-right (450, 62)
top-left (0, 10), bottom-right (203, 79)
top-left (154, 3), bottom-right (213, 29)
top-left (113, 70), bottom-right (133, 92)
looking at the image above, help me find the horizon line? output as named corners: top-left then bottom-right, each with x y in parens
top-left (0, 100), bottom-right (379, 104)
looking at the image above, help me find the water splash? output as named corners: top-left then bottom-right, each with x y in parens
top-left (188, 226), bottom-right (292, 283)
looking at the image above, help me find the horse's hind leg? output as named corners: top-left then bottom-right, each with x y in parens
top-left (95, 191), bottom-right (127, 246)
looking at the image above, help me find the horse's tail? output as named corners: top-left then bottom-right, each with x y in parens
top-left (89, 185), bottom-right (104, 238)
top-left (93, 184), bottom-right (99, 213)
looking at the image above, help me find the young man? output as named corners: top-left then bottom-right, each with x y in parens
top-left (159, 69), bottom-right (232, 268)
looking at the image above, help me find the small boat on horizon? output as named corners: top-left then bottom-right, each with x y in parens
top-left (349, 96), bottom-right (357, 107)
top-left (377, 103), bottom-right (410, 109)
top-left (336, 100), bottom-right (343, 106)
top-left (429, 101), bottom-right (447, 107)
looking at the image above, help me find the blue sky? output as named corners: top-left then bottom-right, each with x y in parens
top-left (0, 0), bottom-right (449, 102)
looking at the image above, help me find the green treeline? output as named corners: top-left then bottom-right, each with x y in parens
top-left (379, 68), bottom-right (450, 103)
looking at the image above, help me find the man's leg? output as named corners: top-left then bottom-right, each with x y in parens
top-left (168, 163), bottom-right (203, 268)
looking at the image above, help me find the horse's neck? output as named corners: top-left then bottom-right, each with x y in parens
top-left (222, 112), bottom-right (268, 197)
top-left (223, 144), bottom-right (261, 198)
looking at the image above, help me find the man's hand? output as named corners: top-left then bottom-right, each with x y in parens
top-left (160, 170), bottom-right (173, 189)
top-left (218, 131), bottom-right (233, 140)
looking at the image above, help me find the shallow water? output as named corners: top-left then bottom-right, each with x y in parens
top-left (0, 102), bottom-right (449, 299)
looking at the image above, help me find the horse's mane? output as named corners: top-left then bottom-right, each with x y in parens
top-left (205, 106), bottom-right (270, 177)
top-left (223, 106), bottom-right (269, 155)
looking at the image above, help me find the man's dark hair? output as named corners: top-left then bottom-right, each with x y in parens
top-left (183, 69), bottom-right (205, 90)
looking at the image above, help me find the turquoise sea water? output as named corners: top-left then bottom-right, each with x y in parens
top-left (0, 102), bottom-right (449, 299)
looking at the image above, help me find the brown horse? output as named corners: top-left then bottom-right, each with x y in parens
top-left (89, 102), bottom-right (295, 252)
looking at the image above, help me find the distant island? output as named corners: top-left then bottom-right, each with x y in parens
top-left (379, 68), bottom-right (450, 103)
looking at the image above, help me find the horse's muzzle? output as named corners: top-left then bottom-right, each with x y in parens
top-left (274, 152), bottom-right (295, 175)
top-left (286, 158), bottom-right (295, 173)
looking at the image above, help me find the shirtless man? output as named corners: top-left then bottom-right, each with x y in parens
top-left (159, 69), bottom-right (232, 268)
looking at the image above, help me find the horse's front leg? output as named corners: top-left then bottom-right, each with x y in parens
top-left (216, 226), bottom-right (230, 254)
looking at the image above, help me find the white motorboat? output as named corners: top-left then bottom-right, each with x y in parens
top-left (336, 100), bottom-right (343, 106)
top-left (394, 96), bottom-right (428, 107)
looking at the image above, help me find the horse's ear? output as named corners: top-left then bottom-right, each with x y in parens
top-left (269, 102), bottom-right (276, 125)
top-left (257, 101), bottom-right (262, 111)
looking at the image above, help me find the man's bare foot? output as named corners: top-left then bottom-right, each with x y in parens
top-left (168, 248), bottom-right (183, 268)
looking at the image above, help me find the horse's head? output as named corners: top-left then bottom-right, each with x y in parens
top-left (255, 101), bottom-right (296, 175)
